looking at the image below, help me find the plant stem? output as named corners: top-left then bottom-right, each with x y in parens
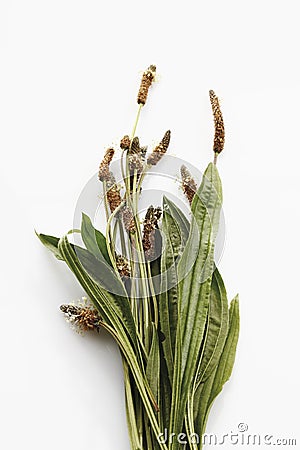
top-left (105, 201), bottom-right (125, 277)
top-left (132, 104), bottom-right (143, 139)
top-left (102, 180), bottom-right (110, 222)
top-left (123, 358), bottom-right (142, 450)
top-left (124, 103), bottom-right (143, 200)
top-left (147, 261), bottom-right (158, 327)
top-left (131, 169), bottom-right (152, 352)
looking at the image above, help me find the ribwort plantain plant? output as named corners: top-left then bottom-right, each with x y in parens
top-left (37, 65), bottom-right (239, 450)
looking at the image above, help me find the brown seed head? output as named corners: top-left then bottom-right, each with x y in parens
top-left (209, 90), bottom-right (225, 155)
top-left (60, 304), bottom-right (101, 333)
top-left (137, 65), bottom-right (156, 105)
top-left (98, 148), bottom-right (115, 181)
top-left (128, 154), bottom-right (144, 175)
top-left (127, 137), bottom-right (145, 189)
top-left (116, 255), bottom-right (131, 278)
top-left (106, 172), bottom-right (122, 213)
top-left (144, 231), bottom-right (156, 259)
top-left (129, 136), bottom-right (141, 154)
top-left (147, 130), bottom-right (171, 166)
top-left (122, 206), bottom-right (136, 234)
top-left (181, 165), bottom-right (198, 205)
top-left (120, 135), bottom-right (131, 150)
top-left (142, 206), bottom-right (162, 259)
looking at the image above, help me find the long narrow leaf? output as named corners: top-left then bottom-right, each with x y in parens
top-left (81, 213), bottom-right (111, 265)
top-left (194, 296), bottom-right (240, 439)
top-left (36, 232), bottom-right (64, 260)
top-left (146, 324), bottom-right (161, 403)
top-left (195, 267), bottom-right (229, 386)
top-left (169, 163), bottom-right (222, 449)
top-left (159, 196), bottom-right (191, 384)
top-left (188, 267), bottom-right (229, 444)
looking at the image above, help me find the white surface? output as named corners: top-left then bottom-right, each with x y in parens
top-left (1, 1), bottom-right (299, 449)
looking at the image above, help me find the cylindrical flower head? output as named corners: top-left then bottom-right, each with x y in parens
top-left (147, 130), bottom-right (171, 166)
top-left (106, 172), bottom-right (122, 213)
top-left (137, 65), bottom-right (156, 105)
top-left (142, 206), bottom-right (162, 259)
top-left (122, 206), bottom-right (136, 234)
top-left (120, 135), bottom-right (131, 150)
top-left (129, 137), bottom-right (141, 154)
top-left (209, 90), bottom-right (225, 155)
top-left (116, 255), bottom-right (131, 278)
top-left (181, 165), bottom-right (198, 205)
top-left (98, 148), bottom-right (115, 181)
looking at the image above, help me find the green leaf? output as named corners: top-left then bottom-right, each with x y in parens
top-left (188, 267), bottom-right (229, 443)
top-left (159, 197), bottom-right (191, 384)
top-left (162, 196), bottom-right (190, 244)
top-left (196, 267), bottom-right (229, 385)
top-left (159, 201), bottom-right (180, 384)
top-left (159, 354), bottom-right (172, 432)
top-left (122, 359), bottom-right (142, 450)
top-left (209, 296), bottom-right (240, 398)
top-left (169, 163), bottom-right (222, 448)
top-left (194, 296), bottom-right (240, 437)
top-left (70, 244), bottom-right (143, 356)
top-left (74, 245), bottom-right (127, 298)
top-left (36, 232), bottom-right (64, 260)
top-left (58, 235), bottom-right (135, 345)
top-left (81, 213), bottom-right (111, 265)
top-left (146, 324), bottom-right (160, 403)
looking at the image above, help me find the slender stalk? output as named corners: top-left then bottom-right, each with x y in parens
top-left (136, 165), bottom-right (148, 194)
top-left (124, 104), bottom-right (143, 199)
top-left (147, 261), bottom-right (159, 327)
top-left (131, 104), bottom-right (143, 139)
top-left (129, 239), bottom-right (138, 319)
top-left (118, 218), bottom-right (127, 258)
top-left (102, 180), bottom-right (110, 222)
top-left (131, 168), bottom-right (152, 352)
top-left (122, 358), bottom-right (142, 450)
top-left (105, 201), bottom-right (125, 276)
top-left (113, 220), bottom-right (118, 251)
top-left (185, 393), bottom-right (198, 450)
top-left (144, 412), bottom-right (154, 450)
top-left (123, 112), bottom-right (151, 339)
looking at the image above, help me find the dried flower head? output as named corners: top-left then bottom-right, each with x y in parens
top-left (127, 138), bottom-right (143, 174)
top-left (142, 206), bottom-right (162, 258)
top-left (144, 205), bottom-right (162, 228)
top-left (209, 90), bottom-right (225, 155)
top-left (98, 148), bottom-right (115, 181)
top-left (147, 130), bottom-right (171, 166)
top-left (116, 255), bottom-right (131, 278)
top-left (137, 65), bottom-right (156, 105)
top-left (129, 136), bottom-right (141, 155)
top-left (122, 206), bottom-right (136, 234)
top-left (106, 172), bottom-right (122, 213)
top-left (181, 165), bottom-right (198, 205)
top-left (128, 154), bottom-right (144, 175)
top-left (60, 303), bottom-right (101, 333)
top-left (140, 146), bottom-right (147, 161)
top-left (128, 136), bottom-right (147, 161)
top-left (120, 135), bottom-right (131, 150)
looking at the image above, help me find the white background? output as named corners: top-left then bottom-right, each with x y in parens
top-left (1, 1), bottom-right (299, 449)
